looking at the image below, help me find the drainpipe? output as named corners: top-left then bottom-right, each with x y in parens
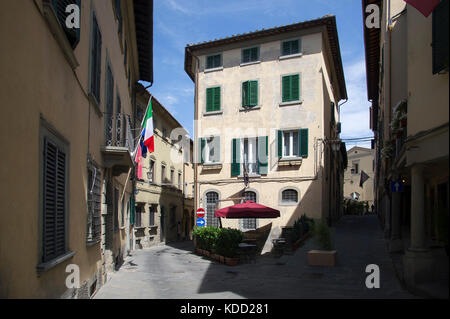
top-left (189, 48), bottom-right (200, 215)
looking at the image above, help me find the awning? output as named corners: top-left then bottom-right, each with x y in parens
top-left (214, 201), bottom-right (280, 219)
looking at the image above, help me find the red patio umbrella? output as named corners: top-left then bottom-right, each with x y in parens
top-left (214, 200), bottom-right (280, 219)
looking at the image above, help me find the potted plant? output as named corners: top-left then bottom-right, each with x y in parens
top-left (307, 220), bottom-right (337, 266)
top-left (216, 228), bottom-right (243, 266)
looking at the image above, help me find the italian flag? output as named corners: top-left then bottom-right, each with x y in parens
top-left (142, 97), bottom-right (154, 153)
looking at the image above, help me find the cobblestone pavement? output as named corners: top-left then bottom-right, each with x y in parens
top-left (94, 215), bottom-right (418, 299)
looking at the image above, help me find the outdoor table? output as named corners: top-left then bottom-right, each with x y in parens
top-left (238, 243), bottom-right (257, 264)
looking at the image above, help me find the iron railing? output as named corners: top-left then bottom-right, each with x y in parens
top-left (104, 112), bottom-right (134, 153)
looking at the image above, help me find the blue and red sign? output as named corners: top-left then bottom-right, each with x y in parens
top-left (196, 208), bottom-right (205, 218)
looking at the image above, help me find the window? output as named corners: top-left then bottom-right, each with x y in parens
top-left (281, 39), bottom-right (300, 56)
top-left (41, 129), bottom-right (69, 263)
top-left (281, 189), bottom-right (298, 204)
top-left (206, 54), bottom-right (222, 69)
top-left (351, 162), bottom-right (359, 174)
top-left (242, 191), bottom-right (257, 230)
top-left (281, 74), bottom-right (300, 102)
top-left (277, 129), bottom-right (308, 159)
top-left (104, 63), bottom-right (114, 145)
top-left (432, 0), bottom-right (449, 74)
top-left (178, 172), bottom-right (182, 189)
top-left (206, 87), bottom-right (221, 112)
top-left (205, 192), bottom-right (220, 228)
top-left (87, 162), bottom-right (101, 243)
top-left (149, 205), bottom-right (156, 226)
top-left (199, 136), bottom-right (221, 164)
top-left (231, 136), bottom-right (268, 176)
top-left (283, 131), bottom-right (299, 158)
top-left (161, 164), bottom-right (166, 184)
top-left (148, 160), bottom-right (155, 183)
top-left (89, 14), bottom-right (102, 104)
top-left (242, 80), bottom-right (258, 107)
top-left (242, 137), bottom-right (259, 175)
top-left (51, 0), bottom-right (81, 49)
top-left (162, 127), bottom-right (168, 138)
top-left (135, 205), bottom-right (143, 227)
top-left (242, 47), bottom-right (259, 63)
top-left (170, 169), bottom-right (175, 185)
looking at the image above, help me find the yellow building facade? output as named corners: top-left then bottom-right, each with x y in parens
top-left (0, 0), bottom-right (153, 298)
top-left (185, 16), bottom-right (348, 254)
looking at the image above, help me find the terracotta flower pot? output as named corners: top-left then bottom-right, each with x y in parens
top-left (204, 250), bottom-right (210, 257)
top-left (225, 257), bottom-right (239, 266)
top-left (220, 255), bottom-right (226, 264)
top-left (195, 248), bottom-right (202, 255)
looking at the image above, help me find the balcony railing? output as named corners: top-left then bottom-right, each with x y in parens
top-left (104, 112), bottom-right (134, 153)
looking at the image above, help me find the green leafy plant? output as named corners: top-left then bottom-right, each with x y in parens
top-left (313, 220), bottom-right (333, 251)
top-left (215, 228), bottom-right (244, 258)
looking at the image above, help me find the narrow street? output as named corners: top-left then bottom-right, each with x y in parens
top-left (95, 215), bottom-right (416, 299)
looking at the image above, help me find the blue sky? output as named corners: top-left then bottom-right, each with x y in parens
top-left (141, 0), bottom-right (373, 148)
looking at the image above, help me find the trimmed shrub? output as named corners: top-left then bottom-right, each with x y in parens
top-left (313, 220), bottom-right (333, 251)
top-left (215, 228), bottom-right (244, 258)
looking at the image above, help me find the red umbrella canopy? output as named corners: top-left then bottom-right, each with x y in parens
top-left (214, 201), bottom-right (280, 219)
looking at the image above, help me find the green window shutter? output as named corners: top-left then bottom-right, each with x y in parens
top-left (231, 138), bottom-right (241, 176)
top-left (282, 76), bottom-right (291, 102)
top-left (282, 41), bottom-right (290, 56)
top-left (258, 136), bottom-right (268, 175)
top-left (130, 197), bottom-right (135, 225)
top-left (291, 40), bottom-right (299, 54)
top-left (242, 81), bottom-right (249, 107)
top-left (291, 74), bottom-right (300, 101)
top-left (249, 81), bottom-right (258, 106)
top-left (206, 56), bottom-right (213, 69)
top-left (299, 128), bottom-right (308, 158)
top-left (213, 87), bottom-right (221, 111)
top-left (277, 130), bottom-right (283, 158)
top-left (198, 138), bottom-right (205, 163)
top-left (251, 47), bottom-right (259, 61)
top-left (206, 88), bottom-right (213, 112)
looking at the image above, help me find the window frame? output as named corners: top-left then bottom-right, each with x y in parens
top-left (86, 160), bottom-right (102, 245)
top-left (280, 73), bottom-right (302, 105)
top-left (279, 187), bottom-right (300, 206)
top-left (241, 79), bottom-right (259, 108)
top-left (280, 38), bottom-right (302, 58)
top-left (205, 53), bottom-right (223, 70)
top-left (241, 46), bottom-right (260, 64)
top-left (240, 190), bottom-right (258, 231)
top-left (88, 11), bottom-right (102, 108)
top-left (37, 118), bottom-right (74, 271)
top-left (282, 130), bottom-right (300, 159)
top-left (205, 86), bottom-right (222, 113)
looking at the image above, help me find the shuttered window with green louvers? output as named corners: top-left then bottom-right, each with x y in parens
top-left (206, 87), bottom-right (221, 112)
top-left (51, 0), bottom-right (81, 49)
top-left (42, 137), bottom-right (68, 262)
top-left (432, 0), bottom-right (449, 74)
top-left (281, 39), bottom-right (300, 56)
top-left (242, 47), bottom-right (259, 63)
top-left (206, 54), bottom-right (222, 69)
top-left (282, 74), bottom-right (300, 102)
top-left (242, 81), bottom-right (258, 107)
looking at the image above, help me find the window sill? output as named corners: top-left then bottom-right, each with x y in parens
top-left (204, 66), bottom-right (223, 73)
top-left (240, 61), bottom-right (261, 67)
top-left (279, 100), bottom-right (303, 107)
top-left (278, 158), bottom-right (302, 166)
top-left (279, 53), bottom-right (303, 60)
top-left (36, 250), bottom-right (76, 274)
top-left (86, 239), bottom-right (101, 247)
top-left (134, 226), bottom-right (146, 230)
top-left (239, 106), bottom-right (261, 112)
top-left (238, 174), bottom-right (261, 178)
top-left (279, 202), bottom-right (299, 206)
top-left (201, 163), bottom-right (223, 170)
top-left (203, 110), bottom-right (223, 117)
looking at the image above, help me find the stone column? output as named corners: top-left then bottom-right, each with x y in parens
top-left (403, 164), bottom-right (433, 287)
